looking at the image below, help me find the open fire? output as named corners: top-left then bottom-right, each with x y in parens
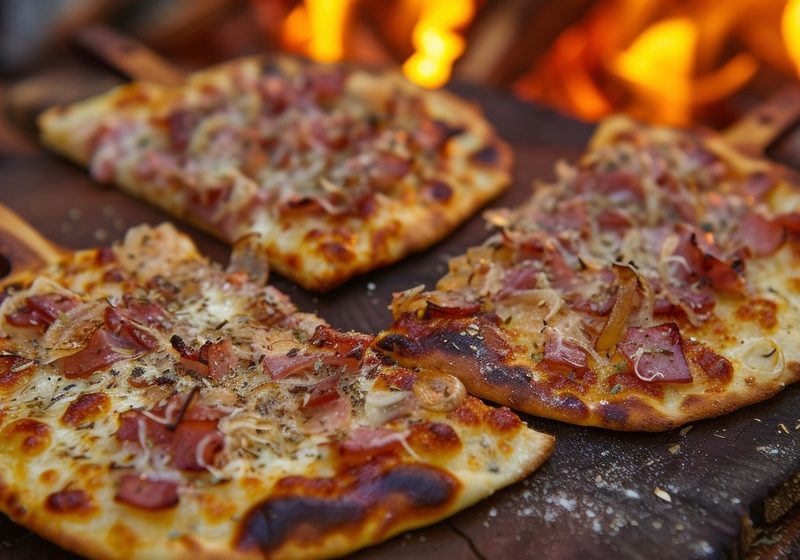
top-left (515, 0), bottom-right (800, 125)
top-left (258, 0), bottom-right (800, 126)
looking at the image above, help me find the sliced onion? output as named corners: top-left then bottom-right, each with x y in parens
top-left (498, 288), bottom-right (563, 322)
top-left (364, 389), bottom-right (414, 427)
top-left (596, 265), bottom-right (638, 352)
top-left (42, 300), bottom-right (106, 351)
top-left (389, 285), bottom-right (426, 318)
top-left (227, 233), bottom-right (269, 286)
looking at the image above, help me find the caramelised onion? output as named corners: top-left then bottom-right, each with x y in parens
top-left (389, 285), bottom-right (426, 318)
top-left (227, 233), bottom-right (269, 286)
top-left (412, 370), bottom-right (466, 412)
top-left (364, 389), bottom-right (415, 427)
top-left (41, 300), bottom-right (106, 352)
top-left (595, 265), bottom-right (638, 352)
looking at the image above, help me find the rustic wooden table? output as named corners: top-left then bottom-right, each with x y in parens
top-left (1, 80), bottom-right (799, 559)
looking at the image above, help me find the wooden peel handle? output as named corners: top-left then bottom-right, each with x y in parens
top-left (0, 204), bottom-right (66, 285)
top-left (74, 24), bottom-right (186, 86)
top-left (723, 86), bottom-right (800, 156)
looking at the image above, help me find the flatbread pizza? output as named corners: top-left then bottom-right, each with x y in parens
top-left (38, 55), bottom-right (512, 292)
top-left (0, 223), bottom-right (552, 559)
top-left (375, 116), bottom-right (800, 431)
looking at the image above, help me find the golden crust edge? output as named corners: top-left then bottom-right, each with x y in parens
top-left (0, 425), bottom-right (553, 560)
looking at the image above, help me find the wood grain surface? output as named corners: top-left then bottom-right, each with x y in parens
top-left (1, 82), bottom-right (799, 560)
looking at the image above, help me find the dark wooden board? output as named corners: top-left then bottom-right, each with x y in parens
top-left (1, 82), bottom-right (799, 560)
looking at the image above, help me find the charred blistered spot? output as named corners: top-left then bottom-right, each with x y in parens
top-left (484, 407), bottom-right (522, 433)
top-left (4, 491), bottom-right (25, 518)
top-left (0, 356), bottom-right (34, 395)
top-left (379, 367), bottom-right (417, 391)
top-left (447, 398), bottom-right (482, 426)
top-left (735, 298), bottom-right (778, 330)
top-left (259, 58), bottom-right (284, 76)
top-left (408, 422), bottom-right (462, 454)
top-left (237, 464), bottom-right (458, 554)
top-left (421, 180), bottom-right (454, 203)
top-left (0, 418), bottom-right (51, 455)
top-left (95, 247), bottom-right (117, 265)
top-left (555, 393), bottom-right (589, 419)
top-left (320, 242), bottom-right (355, 263)
top-left (606, 372), bottom-right (665, 399)
top-left (379, 316), bottom-right (533, 402)
top-left (421, 301), bottom-right (482, 320)
top-left (61, 392), bottom-right (111, 428)
top-left (238, 497), bottom-right (362, 553)
top-left (684, 341), bottom-right (733, 386)
top-left (285, 254), bottom-right (301, 271)
top-left (597, 401), bottom-right (630, 427)
top-left (375, 333), bottom-right (420, 355)
top-left (471, 144), bottom-right (501, 165)
top-left (45, 489), bottom-right (95, 515)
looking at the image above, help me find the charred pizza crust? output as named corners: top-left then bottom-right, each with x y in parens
top-left (375, 116), bottom-right (800, 431)
top-left (38, 55), bottom-right (512, 292)
top-left (0, 223), bottom-right (552, 560)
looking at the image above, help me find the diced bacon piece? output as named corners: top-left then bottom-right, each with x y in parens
top-left (564, 269), bottom-right (617, 316)
top-left (413, 118), bottom-right (463, 151)
top-left (116, 410), bottom-right (172, 446)
top-left (186, 185), bottom-right (233, 225)
top-left (498, 264), bottom-right (541, 297)
top-left (656, 285), bottom-right (715, 318)
top-left (596, 208), bottom-right (634, 234)
top-left (60, 330), bottom-right (135, 379)
top-left (310, 326), bottom-right (372, 365)
top-left (302, 377), bottom-right (340, 409)
top-left (674, 229), bottom-right (746, 294)
top-left (370, 153), bottom-right (411, 190)
top-left (306, 69), bottom-right (346, 102)
top-left (579, 169), bottom-right (644, 205)
top-left (299, 396), bottom-right (352, 435)
top-left (167, 109), bottom-right (200, 151)
top-left (337, 426), bottom-right (405, 456)
top-left (741, 172), bottom-right (775, 200)
top-left (618, 323), bottom-right (692, 383)
top-left (104, 307), bottom-right (159, 351)
top-left (540, 198), bottom-right (590, 236)
top-left (6, 293), bottom-right (79, 328)
top-left (116, 397), bottom-right (226, 472)
top-left (170, 420), bottom-right (223, 471)
top-left (119, 296), bottom-right (168, 328)
top-left (422, 300), bottom-right (483, 320)
top-left (263, 352), bottom-right (320, 379)
top-left (170, 335), bottom-right (236, 380)
top-left (542, 336), bottom-right (588, 370)
top-left (779, 212), bottom-right (800, 236)
top-left (59, 306), bottom-right (160, 378)
top-left (735, 212), bottom-right (786, 257)
top-left (206, 340), bottom-right (238, 380)
top-left (115, 474), bottom-right (178, 510)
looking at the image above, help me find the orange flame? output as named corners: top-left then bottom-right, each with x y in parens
top-left (281, 0), bottom-right (353, 62)
top-left (513, 0), bottom-right (793, 126)
top-left (280, 0), bottom-right (474, 89)
top-left (783, 0), bottom-right (800, 75)
top-left (402, 0), bottom-right (475, 88)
